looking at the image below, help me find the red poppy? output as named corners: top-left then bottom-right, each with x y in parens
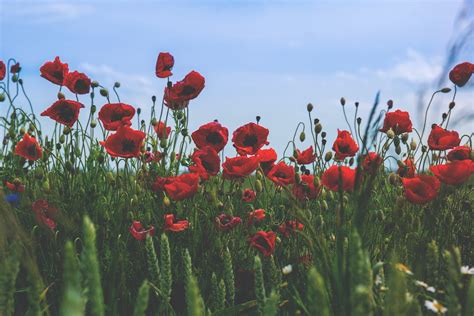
top-left (321, 165), bottom-right (356, 192)
top-left (249, 231), bottom-right (276, 257)
top-left (5, 180), bottom-right (25, 193)
top-left (292, 174), bottom-right (321, 201)
top-left (98, 103), bottom-right (135, 131)
top-left (430, 160), bottom-right (473, 185)
top-left (449, 62), bottom-right (474, 87)
top-left (14, 133), bottom-right (42, 161)
top-left (129, 221), bottom-right (155, 241)
top-left (191, 121), bottom-right (229, 153)
top-left (397, 158), bottom-right (416, 178)
top-left (151, 176), bottom-right (173, 192)
top-left (222, 155), bottom-right (260, 180)
top-left (266, 161), bottom-right (295, 186)
top-left (278, 220), bottom-right (304, 238)
top-left (242, 188), bottom-right (256, 202)
top-left (188, 147), bottom-right (220, 180)
top-left (0, 60), bottom-right (5, 80)
top-left (10, 62), bottom-right (20, 74)
top-left (248, 209), bottom-right (266, 226)
top-left (143, 151), bottom-right (163, 163)
top-left (155, 52), bottom-right (174, 78)
top-left (447, 146), bottom-right (471, 161)
top-left (163, 214), bottom-right (189, 232)
top-left (332, 130), bottom-right (359, 160)
top-left (379, 110), bottom-right (413, 135)
top-left (361, 152), bottom-right (383, 175)
top-left (154, 121), bottom-right (171, 139)
top-left (64, 71), bottom-right (91, 95)
top-left (256, 148), bottom-right (277, 174)
top-left (401, 175), bottom-right (440, 204)
top-left (164, 71), bottom-right (205, 109)
top-left (163, 173), bottom-right (200, 201)
top-left (215, 214), bottom-right (242, 231)
top-left (40, 56), bottom-right (69, 85)
top-left (232, 122), bottom-right (269, 156)
top-left (100, 125), bottom-right (145, 158)
top-left (428, 125), bottom-right (460, 151)
top-left (296, 146), bottom-right (316, 165)
top-left (41, 99), bottom-right (84, 127)
top-left (32, 199), bottom-right (57, 230)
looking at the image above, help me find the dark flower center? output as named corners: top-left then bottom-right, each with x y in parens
top-left (274, 171), bottom-right (288, 178)
top-left (221, 216), bottom-right (231, 225)
top-left (57, 105), bottom-right (75, 122)
top-left (256, 236), bottom-right (271, 252)
top-left (162, 65), bottom-right (172, 71)
top-left (53, 70), bottom-right (63, 80)
top-left (27, 144), bottom-right (38, 157)
top-left (179, 85), bottom-right (196, 97)
top-left (201, 159), bottom-right (213, 172)
top-left (206, 132), bottom-right (222, 145)
top-left (75, 79), bottom-right (88, 92)
top-left (243, 135), bottom-right (258, 147)
top-left (110, 111), bottom-right (125, 122)
top-left (122, 139), bottom-right (136, 153)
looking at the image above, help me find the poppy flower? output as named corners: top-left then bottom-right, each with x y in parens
top-left (100, 125), bottom-right (145, 158)
top-left (10, 62), bottom-right (20, 74)
top-left (98, 103), bottom-right (136, 131)
top-left (154, 121), bottom-right (171, 140)
top-left (32, 199), bottom-right (57, 230)
top-left (41, 99), bottom-right (84, 127)
top-left (292, 174), bottom-right (320, 201)
top-left (401, 175), bottom-right (440, 204)
top-left (188, 147), bottom-right (220, 180)
top-left (151, 176), bottom-right (173, 192)
top-left (64, 71), bottom-right (91, 95)
top-left (14, 133), bottom-right (42, 161)
top-left (249, 231), bottom-right (276, 257)
top-left (242, 188), bottom-right (256, 202)
top-left (278, 220), bottom-right (304, 238)
top-left (163, 173), bottom-right (200, 201)
top-left (332, 130), bottom-right (359, 160)
top-left (430, 160), bottom-right (473, 185)
top-left (163, 214), bottom-right (189, 232)
top-left (397, 158), bottom-right (416, 178)
top-left (447, 146), bottom-right (471, 161)
top-left (379, 110), bottom-right (413, 135)
top-left (296, 146), bottom-right (317, 165)
top-left (248, 209), bottom-right (266, 226)
top-left (164, 70), bottom-right (205, 109)
top-left (215, 214), bottom-right (242, 231)
top-left (155, 52), bottom-right (174, 78)
top-left (0, 60), bottom-right (7, 80)
top-left (257, 148), bottom-right (277, 174)
top-left (361, 152), bottom-right (383, 175)
top-left (143, 151), bottom-right (163, 164)
top-left (40, 56), bottom-right (69, 85)
top-left (449, 62), bottom-right (474, 87)
top-left (191, 121), bottom-right (229, 153)
top-left (428, 125), bottom-right (460, 151)
top-left (321, 165), bottom-right (356, 192)
top-left (5, 180), bottom-right (25, 193)
top-left (129, 221), bottom-right (155, 241)
top-left (232, 122), bottom-right (269, 156)
top-left (222, 155), bottom-right (260, 180)
top-left (266, 161), bottom-right (295, 186)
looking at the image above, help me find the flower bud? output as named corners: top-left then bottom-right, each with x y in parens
top-left (114, 81), bottom-right (120, 88)
top-left (160, 138), bottom-right (167, 148)
top-left (442, 113), bottom-right (447, 120)
top-left (387, 99), bottom-right (393, 109)
top-left (19, 127), bottom-right (25, 135)
top-left (63, 126), bottom-right (71, 135)
top-left (256, 115), bottom-right (261, 123)
top-left (90, 120), bottom-right (97, 128)
top-left (42, 180), bottom-right (50, 192)
top-left (410, 139), bottom-right (417, 150)
top-left (137, 108), bottom-right (141, 115)
top-left (422, 145), bottom-right (427, 153)
top-left (256, 170), bottom-right (264, 180)
top-left (314, 123), bottom-right (322, 134)
top-left (12, 74), bottom-right (18, 82)
top-left (313, 176), bottom-right (321, 187)
top-left (395, 145), bottom-right (401, 155)
top-left (0, 93), bottom-right (5, 102)
top-left (299, 132), bottom-right (305, 142)
top-left (401, 133), bottom-right (408, 143)
top-left (307, 103), bottom-right (313, 112)
top-left (321, 131), bottom-right (326, 138)
top-left (295, 172), bottom-right (301, 184)
top-left (151, 95), bottom-right (157, 103)
top-left (59, 135), bottom-right (65, 144)
top-left (163, 196), bottom-right (171, 207)
top-left (387, 129), bottom-right (395, 139)
top-left (181, 128), bottom-right (188, 137)
top-left (255, 179), bottom-right (263, 192)
top-left (324, 151), bottom-right (333, 162)
top-left (91, 105), bottom-right (97, 114)
top-left (91, 81), bottom-right (99, 88)
top-left (449, 101), bottom-right (455, 109)
top-left (440, 87), bottom-right (451, 93)
top-left (340, 97), bottom-right (346, 106)
top-left (100, 88), bottom-right (109, 97)
top-left (357, 117), bottom-right (362, 125)
top-left (176, 111), bottom-right (183, 120)
top-left (57, 92), bottom-right (65, 99)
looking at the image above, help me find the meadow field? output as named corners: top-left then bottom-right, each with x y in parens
top-left (0, 55), bottom-right (473, 315)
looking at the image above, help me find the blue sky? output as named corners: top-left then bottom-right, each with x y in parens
top-left (1, 0), bottom-right (472, 155)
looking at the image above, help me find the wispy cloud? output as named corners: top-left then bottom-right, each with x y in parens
top-left (3, 1), bottom-right (94, 23)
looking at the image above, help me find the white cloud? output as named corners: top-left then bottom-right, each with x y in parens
top-left (2, 1), bottom-right (94, 23)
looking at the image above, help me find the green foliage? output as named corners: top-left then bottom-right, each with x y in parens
top-left (145, 235), bottom-right (160, 287)
top-left (159, 233), bottom-right (172, 304)
top-left (306, 267), bottom-right (330, 316)
top-left (132, 280), bottom-right (150, 316)
top-left (0, 243), bottom-right (20, 316)
top-left (223, 247), bottom-right (235, 306)
top-left (263, 290), bottom-right (279, 316)
top-left (254, 255), bottom-right (266, 316)
top-left (60, 241), bottom-right (85, 316)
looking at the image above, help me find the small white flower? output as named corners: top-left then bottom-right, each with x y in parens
top-left (427, 286), bottom-right (436, 293)
top-left (415, 280), bottom-right (436, 293)
top-left (282, 264), bottom-right (292, 275)
top-left (375, 274), bottom-right (383, 286)
top-left (424, 300), bottom-right (447, 314)
top-left (395, 263), bottom-right (413, 275)
top-left (461, 265), bottom-right (474, 275)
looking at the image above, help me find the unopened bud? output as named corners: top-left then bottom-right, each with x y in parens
top-left (57, 92), bottom-right (65, 99)
top-left (401, 133), bottom-right (408, 143)
top-left (340, 97), bottom-right (346, 106)
top-left (63, 126), bottom-right (71, 135)
top-left (59, 135), bottom-right (65, 144)
top-left (90, 120), bottom-right (97, 128)
top-left (440, 87), bottom-right (451, 93)
top-left (321, 200), bottom-right (328, 212)
top-left (324, 151), bottom-right (333, 162)
top-left (357, 117), bottom-right (362, 125)
top-left (114, 82), bottom-right (120, 88)
top-left (100, 88), bottom-right (108, 97)
top-left (0, 93), bottom-right (5, 102)
top-left (422, 145), bottom-right (427, 153)
top-left (410, 139), bottom-right (417, 150)
top-left (91, 81), bottom-right (99, 88)
top-left (387, 129), bottom-right (395, 139)
top-left (314, 123), bottom-right (322, 134)
top-left (91, 105), bottom-right (97, 114)
top-left (151, 95), bottom-right (157, 102)
top-left (449, 101), bottom-right (455, 109)
top-left (395, 145), bottom-right (401, 155)
top-left (160, 139), bottom-right (167, 148)
top-left (387, 99), bottom-right (393, 109)
top-left (299, 132), bottom-right (306, 142)
top-left (255, 179), bottom-right (263, 192)
top-left (307, 103), bottom-right (313, 112)
top-left (313, 176), bottom-right (321, 187)
top-left (163, 196), bottom-right (171, 207)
